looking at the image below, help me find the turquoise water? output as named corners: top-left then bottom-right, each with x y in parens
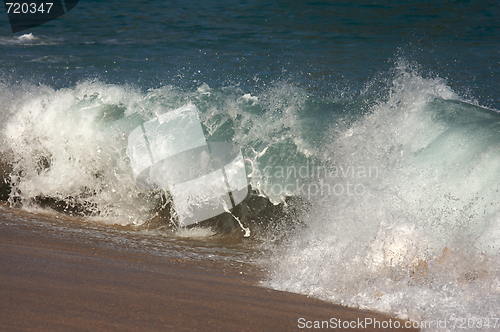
top-left (1, 1), bottom-right (500, 330)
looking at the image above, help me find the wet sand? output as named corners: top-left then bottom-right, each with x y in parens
top-left (0, 209), bottom-right (418, 331)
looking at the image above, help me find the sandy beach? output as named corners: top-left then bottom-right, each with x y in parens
top-left (0, 207), bottom-right (418, 332)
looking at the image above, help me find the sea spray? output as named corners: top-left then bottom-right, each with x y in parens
top-left (0, 79), bottom-right (313, 225)
top-left (3, 63), bottom-right (500, 329)
top-left (262, 65), bottom-right (500, 328)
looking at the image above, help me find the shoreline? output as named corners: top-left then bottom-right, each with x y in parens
top-left (0, 206), bottom-right (418, 331)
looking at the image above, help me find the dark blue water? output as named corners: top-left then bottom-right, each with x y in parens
top-left (1, 1), bottom-right (499, 105)
top-left (1, 1), bottom-right (500, 329)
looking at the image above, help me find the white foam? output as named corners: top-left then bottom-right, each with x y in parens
top-left (263, 64), bottom-right (500, 330)
top-left (0, 34), bottom-right (61, 46)
top-left (0, 80), bottom-right (311, 225)
top-left (18, 33), bottom-right (35, 41)
top-left (2, 80), bottom-right (150, 224)
top-left (175, 226), bottom-right (216, 238)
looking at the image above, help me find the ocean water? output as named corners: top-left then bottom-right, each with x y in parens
top-left (1, 1), bottom-right (500, 330)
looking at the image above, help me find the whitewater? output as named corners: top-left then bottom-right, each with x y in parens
top-left (0, 59), bottom-right (498, 330)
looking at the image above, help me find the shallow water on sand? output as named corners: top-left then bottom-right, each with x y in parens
top-left (0, 203), bottom-right (264, 277)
